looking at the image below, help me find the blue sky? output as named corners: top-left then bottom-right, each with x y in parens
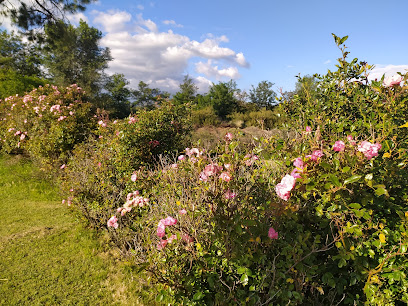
top-left (3, 0), bottom-right (408, 94)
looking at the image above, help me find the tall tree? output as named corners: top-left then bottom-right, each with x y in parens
top-left (208, 81), bottom-right (239, 120)
top-left (249, 80), bottom-right (277, 110)
top-left (132, 81), bottom-right (169, 109)
top-left (43, 20), bottom-right (111, 99)
top-left (173, 75), bottom-right (198, 105)
top-left (0, 0), bottom-right (94, 39)
top-left (0, 30), bottom-right (45, 98)
top-left (294, 74), bottom-right (318, 102)
top-left (100, 73), bottom-right (132, 118)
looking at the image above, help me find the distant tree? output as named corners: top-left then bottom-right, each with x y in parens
top-left (249, 80), bottom-right (277, 110)
top-left (99, 73), bottom-right (132, 118)
top-left (132, 81), bottom-right (170, 110)
top-left (208, 81), bottom-right (239, 120)
top-left (173, 75), bottom-right (198, 105)
top-left (0, 30), bottom-right (45, 98)
top-left (43, 20), bottom-right (111, 99)
top-left (294, 74), bottom-right (318, 101)
top-left (0, 0), bottom-right (94, 39)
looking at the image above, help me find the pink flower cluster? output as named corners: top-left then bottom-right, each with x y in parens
top-left (275, 174), bottom-right (297, 201)
top-left (199, 163), bottom-right (222, 181)
top-left (244, 154), bottom-right (259, 166)
top-left (128, 116), bottom-right (137, 124)
top-left (107, 216), bottom-right (119, 229)
top-left (357, 141), bottom-right (381, 160)
top-left (332, 141), bottom-right (345, 152)
top-left (224, 132), bottom-right (233, 142)
top-left (116, 191), bottom-right (149, 216)
top-left (383, 75), bottom-right (402, 87)
top-left (268, 227), bottom-right (278, 240)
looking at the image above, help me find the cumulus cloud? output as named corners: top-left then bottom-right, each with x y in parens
top-left (92, 10), bottom-right (248, 93)
top-left (67, 12), bottom-right (89, 24)
top-left (163, 20), bottom-right (183, 28)
top-left (367, 64), bottom-right (408, 81)
top-left (324, 59), bottom-right (331, 64)
top-left (195, 60), bottom-right (241, 79)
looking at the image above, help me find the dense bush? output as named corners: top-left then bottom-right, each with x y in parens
top-left (60, 101), bottom-right (192, 228)
top-left (81, 35), bottom-right (408, 305)
top-left (0, 84), bottom-right (95, 170)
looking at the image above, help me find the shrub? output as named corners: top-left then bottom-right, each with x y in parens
top-left (0, 84), bottom-right (95, 170)
top-left (60, 101), bottom-right (192, 228)
top-left (191, 106), bottom-right (220, 127)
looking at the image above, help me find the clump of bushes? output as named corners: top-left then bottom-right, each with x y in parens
top-left (60, 101), bottom-right (192, 228)
top-left (63, 35), bottom-right (408, 305)
top-left (0, 84), bottom-right (95, 170)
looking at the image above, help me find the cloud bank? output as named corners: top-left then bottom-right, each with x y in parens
top-left (91, 10), bottom-right (249, 93)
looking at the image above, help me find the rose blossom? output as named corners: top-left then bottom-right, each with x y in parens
top-left (131, 172), bottom-right (137, 182)
top-left (357, 141), bottom-right (382, 160)
top-left (268, 227), bottom-right (278, 240)
top-left (179, 209), bottom-right (187, 215)
top-left (219, 171), bottom-right (231, 182)
top-left (224, 132), bottom-right (233, 142)
top-left (306, 150), bottom-right (324, 162)
top-left (162, 216), bottom-right (177, 226)
top-left (275, 174), bottom-right (296, 201)
top-left (157, 239), bottom-right (168, 250)
top-left (333, 140), bottom-right (345, 152)
top-left (347, 135), bottom-right (356, 146)
top-left (383, 75), bottom-right (402, 87)
top-left (107, 216), bottom-right (118, 229)
top-left (305, 126), bottom-right (312, 133)
top-left (157, 221), bottom-right (166, 237)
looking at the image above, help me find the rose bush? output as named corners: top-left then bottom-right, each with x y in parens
top-left (0, 84), bottom-right (95, 170)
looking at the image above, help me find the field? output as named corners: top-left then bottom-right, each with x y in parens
top-left (0, 155), bottom-right (157, 305)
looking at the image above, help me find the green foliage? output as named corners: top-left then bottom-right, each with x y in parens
top-left (60, 101), bottom-right (192, 228)
top-left (132, 81), bottom-right (170, 110)
top-left (229, 108), bottom-right (280, 130)
top-left (208, 82), bottom-right (239, 120)
top-left (43, 20), bottom-right (112, 99)
top-left (249, 80), bottom-right (278, 110)
top-left (0, 84), bottom-right (95, 170)
top-left (173, 75), bottom-right (198, 105)
top-left (100, 73), bottom-right (132, 118)
top-left (191, 106), bottom-right (220, 127)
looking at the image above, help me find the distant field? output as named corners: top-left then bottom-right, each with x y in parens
top-left (0, 155), bottom-right (157, 305)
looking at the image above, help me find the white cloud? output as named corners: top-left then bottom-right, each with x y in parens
top-left (93, 10), bottom-right (132, 33)
top-left (367, 64), bottom-right (408, 81)
top-left (163, 20), bottom-right (183, 28)
top-left (67, 12), bottom-right (89, 24)
top-left (137, 5), bottom-right (144, 10)
top-left (94, 10), bottom-right (249, 93)
top-left (195, 61), bottom-right (241, 79)
top-left (324, 59), bottom-right (331, 64)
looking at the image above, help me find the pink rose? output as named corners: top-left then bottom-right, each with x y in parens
top-left (305, 126), bottom-right (312, 133)
top-left (157, 221), bottom-right (166, 237)
top-left (357, 141), bottom-right (381, 160)
top-left (157, 239), bottom-right (168, 250)
top-left (293, 157), bottom-right (304, 170)
top-left (383, 75), bottom-right (402, 87)
top-left (131, 172), bottom-right (137, 182)
top-left (178, 155), bottom-right (185, 161)
top-left (347, 135), bottom-right (356, 146)
top-left (224, 189), bottom-right (237, 200)
top-left (167, 234), bottom-right (177, 244)
top-left (60, 164), bottom-right (66, 169)
top-left (224, 132), bottom-right (233, 142)
top-left (107, 216), bottom-right (118, 229)
top-left (333, 140), bottom-right (345, 152)
top-left (307, 150), bottom-right (324, 162)
top-left (268, 227), bottom-right (278, 240)
top-left (219, 172), bottom-right (231, 182)
top-left (290, 169), bottom-right (301, 179)
top-left (275, 174), bottom-right (296, 201)
top-left (179, 209), bottom-right (187, 215)
top-left (162, 216), bottom-right (177, 226)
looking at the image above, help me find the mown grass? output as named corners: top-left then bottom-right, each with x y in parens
top-left (0, 155), bottom-right (158, 305)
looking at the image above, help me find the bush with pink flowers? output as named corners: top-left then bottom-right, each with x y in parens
top-left (0, 84), bottom-right (95, 170)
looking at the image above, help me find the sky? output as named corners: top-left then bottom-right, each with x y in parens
top-left (2, 0), bottom-right (408, 94)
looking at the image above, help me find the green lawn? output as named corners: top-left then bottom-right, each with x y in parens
top-left (0, 155), bottom-right (157, 305)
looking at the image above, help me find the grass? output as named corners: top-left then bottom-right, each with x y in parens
top-left (0, 155), bottom-right (158, 305)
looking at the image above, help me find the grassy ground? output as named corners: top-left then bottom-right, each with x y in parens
top-left (0, 155), bottom-right (157, 305)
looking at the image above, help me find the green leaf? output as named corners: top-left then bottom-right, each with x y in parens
top-left (375, 187), bottom-right (389, 197)
top-left (329, 174), bottom-right (341, 187)
top-left (339, 35), bottom-right (349, 44)
top-left (349, 203), bottom-right (361, 209)
top-left (344, 175), bottom-right (361, 185)
top-left (240, 274), bottom-right (249, 286)
top-left (193, 291), bottom-right (205, 300)
top-left (237, 267), bottom-right (246, 275)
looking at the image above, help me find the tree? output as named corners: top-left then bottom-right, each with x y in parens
top-left (173, 75), bottom-right (198, 105)
top-left (0, 30), bottom-right (45, 98)
top-left (249, 80), bottom-right (277, 110)
top-left (208, 81), bottom-right (239, 120)
top-left (0, 0), bottom-right (94, 38)
top-left (294, 74), bottom-right (318, 102)
top-left (100, 73), bottom-right (132, 118)
top-left (43, 20), bottom-right (111, 99)
top-left (132, 81), bottom-right (169, 110)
